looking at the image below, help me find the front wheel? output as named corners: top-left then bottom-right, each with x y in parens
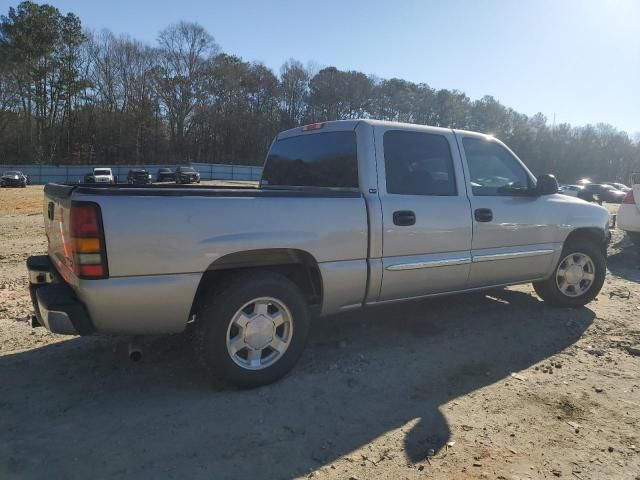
top-left (194, 272), bottom-right (310, 388)
top-left (533, 239), bottom-right (606, 307)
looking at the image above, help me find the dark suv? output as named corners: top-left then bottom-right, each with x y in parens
top-left (1, 171), bottom-right (27, 187)
top-left (127, 169), bottom-right (153, 185)
top-left (157, 168), bottom-right (175, 183)
top-left (577, 183), bottom-right (626, 204)
top-left (175, 166), bottom-right (201, 184)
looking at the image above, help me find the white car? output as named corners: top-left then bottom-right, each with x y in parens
top-left (93, 167), bottom-right (114, 184)
top-left (559, 184), bottom-right (584, 197)
top-left (617, 178), bottom-right (640, 246)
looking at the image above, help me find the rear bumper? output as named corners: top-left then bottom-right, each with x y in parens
top-left (178, 176), bottom-right (200, 183)
top-left (1, 178), bottom-right (24, 186)
top-left (618, 203), bottom-right (640, 233)
top-left (128, 177), bottom-right (152, 184)
top-left (27, 255), bottom-right (93, 335)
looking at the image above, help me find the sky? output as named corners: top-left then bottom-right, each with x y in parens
top-left (5, 0), bottom-right (639, 135)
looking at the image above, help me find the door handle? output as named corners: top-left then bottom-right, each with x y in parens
top-left (393, 210), bottom-right (416, 226)
top-left (474, 208), bottom-right (493, 222)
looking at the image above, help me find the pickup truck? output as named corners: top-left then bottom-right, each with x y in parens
top-left (27, 120), bottom-right (610, 388)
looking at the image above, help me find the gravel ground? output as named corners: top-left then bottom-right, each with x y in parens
top-left (1, 185), bottom-right (639, 480)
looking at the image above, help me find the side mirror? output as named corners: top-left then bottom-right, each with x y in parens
top-left (535, 174), bottom-right (558, 196)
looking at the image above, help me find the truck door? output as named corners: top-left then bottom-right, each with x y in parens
top-left (376, 126), bottom-right (473, 301)
top-left (455, 132), bottom-right (561, 288)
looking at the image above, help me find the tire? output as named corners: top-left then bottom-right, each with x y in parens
top-left (533, 239), bottom-right (606, 307)
top-left (194, 271), bottom-right (310, 388)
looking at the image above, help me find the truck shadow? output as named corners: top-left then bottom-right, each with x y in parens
top-left (0, 288), bottom-right (593, 479)
top-left (607, 235), bottom-right (640, 283)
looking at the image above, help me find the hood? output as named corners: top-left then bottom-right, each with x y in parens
top-left (2, 174), bottom-right (20, 179)
top-left (549, 193), bottom-right (610, 230)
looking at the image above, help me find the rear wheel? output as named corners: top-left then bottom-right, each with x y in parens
top-left (533, 239), bottom-right (605, 307)
top-left (194, 271), bottom-right (310, 388)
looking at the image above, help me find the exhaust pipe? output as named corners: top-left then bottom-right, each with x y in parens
top-left (128, 336), bottom-right (143, 362)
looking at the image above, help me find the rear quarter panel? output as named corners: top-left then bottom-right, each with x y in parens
top-left (77, 194), bottom-right (368, 276)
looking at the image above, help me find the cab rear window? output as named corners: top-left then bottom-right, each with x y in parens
top-left (261, 131), bottom-right (358, 189)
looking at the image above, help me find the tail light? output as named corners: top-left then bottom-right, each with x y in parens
top-left (70, 201), bottom-right (108, 279)
top-left (623, 191), bottom-right (635, 204)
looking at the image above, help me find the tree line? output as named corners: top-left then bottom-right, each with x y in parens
top-left (0, 1), bottom-right (638, 183)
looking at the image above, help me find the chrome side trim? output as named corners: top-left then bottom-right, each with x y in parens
top-left (365, 276), bottom-right (549, 307)
top-left (386, 257), bottom-right (472, 271)
top-left (472, 248), bottom-right (554, 263)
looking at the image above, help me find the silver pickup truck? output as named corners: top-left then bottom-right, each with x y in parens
top-left (27, 120), bottom-right (610, 387)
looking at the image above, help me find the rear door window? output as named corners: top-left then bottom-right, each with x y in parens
top-left (383, 130), bottom-right (457, 196)
top-left (262, 131), bottom-right (358, 189)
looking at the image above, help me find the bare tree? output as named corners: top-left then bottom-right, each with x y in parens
top-left (155, 21), bottom-right (218, 159)
top-left (279, 59), bottom-right (309, 127)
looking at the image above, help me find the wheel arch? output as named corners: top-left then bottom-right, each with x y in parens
top-left (563, 227), bottom-right (608, 256)
top-left (189, 248), bottom-right (323, 318)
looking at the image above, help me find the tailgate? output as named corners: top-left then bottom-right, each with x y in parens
top-left (43, 184), bottom-right (76, 282)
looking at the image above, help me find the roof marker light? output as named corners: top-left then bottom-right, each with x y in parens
top-left (302, 122), bottom-right (324, 131)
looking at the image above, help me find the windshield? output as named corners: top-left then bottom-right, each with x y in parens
top-left (4, 171), bottom-right (20, 175)
top-left (180, 167), bottom-right (196, 173)
top-left (94, 169), bottom-right (111, 176)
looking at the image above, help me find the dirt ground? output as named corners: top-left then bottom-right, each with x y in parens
top-left (1, 185), bottom-right (639, 480)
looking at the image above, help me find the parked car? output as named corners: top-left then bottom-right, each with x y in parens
top-left (175, 166), bottom-right (200, 184)
top-left (127, 169), bottom-right (153, 185)
top-left (604, 182), bottom-right (630, 193)
top-left (1, 170), bottom-right (27, 187)
top-left (28, 120), bottom-right (610, 388)
top-left (577, 183), bottom-right (626, 204)
top-left (559, 184), bottom-right (583, 197)
top-left (617, 176), bottom-right (640, 246)
top-left (92, 167), bottom-right (115, 184)
top-left (157, 168), bottom-right (175, 182)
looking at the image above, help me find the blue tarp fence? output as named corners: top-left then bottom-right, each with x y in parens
top-left (0, 162), bottom-right (263, 184)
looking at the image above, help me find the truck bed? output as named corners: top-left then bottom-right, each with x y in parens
top-left (42, 182), bottom-right (369, 333)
